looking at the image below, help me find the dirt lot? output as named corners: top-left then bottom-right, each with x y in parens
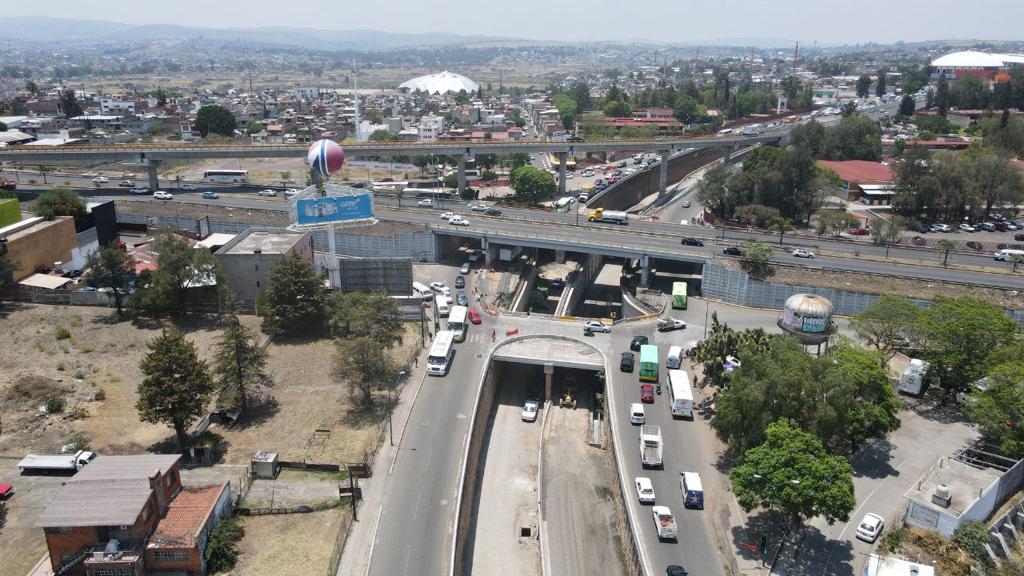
top-left (231, 508), bottom-right (349, 576)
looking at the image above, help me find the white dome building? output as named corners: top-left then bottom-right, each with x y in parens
top-left (931, 51), bottom-right (1024, 81)
top-left (399, 71), bottom-right (479, 95)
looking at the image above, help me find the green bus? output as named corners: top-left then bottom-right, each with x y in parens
top-left (672, 282), bottom-right (688, 310)
top-left (639, 344), bottom-right (659, 383)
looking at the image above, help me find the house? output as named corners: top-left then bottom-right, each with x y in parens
top-left (35, 454), bottom-right (231, 576)
top-left (817, 160), bottom-right (895, 205)
top-left (0, 216), bottom-right (77, 281)
top-left (214, 227), bottom-right (313, 306)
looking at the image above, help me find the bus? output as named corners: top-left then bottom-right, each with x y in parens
top-left (427, 330), bottom-right (455, 376)
top-left (667, 369), bottom-right (694, 418)
top-left (407, 188), bottom-right (454, 200)
top-left (447, 305), bottom-right (469, 342)
top-left (554, 196), bottom-right (576, 212)
top-left (671, 282), bottom-right (688, 310)
top-left (202, 169), bottom-right (249, 183)
top-left (638, 344), bottom-right (659, 383)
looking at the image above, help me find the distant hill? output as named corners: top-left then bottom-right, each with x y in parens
top-left (4, 17), bottom-right (514, 49)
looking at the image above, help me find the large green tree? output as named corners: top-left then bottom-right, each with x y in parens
top-left (964, 361), bottom-right (1024, 459)
top-left (137, 327), bottom-right (214, 451)
top-left (195, 105), bottom-right (237, 137)
top-left (510, 165), bottom-right (557, 205)
top-left (59, 88), bottom-right (82, 118)
top-left (855, 75), bottom-right (872, 98)
top-left (35, 187), bottom-right (88, 230)
top-left (692, 313), bottom-right (771, 388)
top-left (851, 295), bottom-right (922, 364)
top-left (212, 293), bottom-right (272, 414)
top-left (85, 244), bottom-right (135, 315)
top-left (260, 253), bottom-right (326, 334)
top-left (824, 114), bottom-right (882, 161)
top-left (731, 419), bottom-right (855, 528)
top-left (334, 335), bottom-right (396, 409)
top-left (129, 233), bottom-right (222, 316)
top-left (326, 291), bottom-right (403, 348)
top-left (899, 95), bottom-right (916, 117)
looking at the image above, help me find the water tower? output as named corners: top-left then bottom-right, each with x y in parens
top-left (777, 293), bottom-right (838, 350)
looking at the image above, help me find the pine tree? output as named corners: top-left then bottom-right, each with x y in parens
top-left (137, 327), bottom-right (214, 451)
top-left (213, 292), bottom-right (271, 414)
top-left (85, 244), bottom-right (135, 315)
top-left (260, 253), bottom-right (326, 334)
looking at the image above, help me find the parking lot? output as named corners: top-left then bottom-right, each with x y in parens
top-left (0, 458), bottom-right (71, 576)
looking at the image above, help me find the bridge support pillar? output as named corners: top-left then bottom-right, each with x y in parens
top-left (146, 159), bottom-right (160, 192)
top-left (544, 362), bottom-right (554, 403)
top-left (482, 238), bottom-right (491, 267)
top-left (640, 255), bottom-right (651, 288)
top-left (457, 155), bottom-right (467, 197)
top-left (555, 250), bottom-right (566, 264)
top-left (658, 150), bottom-right (669, 198)
top-left (557, 152), bottom-right (567, 197)
top-left (723, 146), bottom-right (733, 163)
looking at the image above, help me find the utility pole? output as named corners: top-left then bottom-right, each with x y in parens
top-left (794, 41), bottom-right (800, 64)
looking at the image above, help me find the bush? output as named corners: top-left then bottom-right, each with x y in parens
top-left (55, 327), bottom-right (71, 340)
top-left (65, 406), bottom-right (89, 421)
top-left (94, 388), bottom-right (106, 401)
top-left (65, 431), bottom-right (91, 452)
top-left (45, 396), bottom-right (65, 414)
top-left (953, 521), bottom-right (992, 565)
top-left (204, 517), bottom-right (241, 571)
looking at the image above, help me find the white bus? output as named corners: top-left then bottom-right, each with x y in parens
top-left (371, 181), bottom-right (409, 192)
top-left (554, 196), bottom-right (576, 211)
top-left (994, 248), bottom-right (1024, 262)
top-left (667, 369), bottom-right (694, 418)
top-left (447, 305), bottom-right (469, 342)
top-left (435, 294), bottom-right (450, 318)
top-left (427, 330), bottom-right (455, 376)
top-left (203, 169), bottom-right (249, 183)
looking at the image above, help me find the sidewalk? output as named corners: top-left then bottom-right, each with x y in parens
top-left (335, 345), bottom-right (430, 576)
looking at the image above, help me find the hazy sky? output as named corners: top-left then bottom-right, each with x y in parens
top-left (8, 0), bottom-right (1024, 45)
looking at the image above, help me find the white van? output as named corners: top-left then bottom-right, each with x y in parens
top-left (435, 294), bottom-right (450, 317)
top-left (680, 471), bottom-right (704, 509)
top-left (667, 369), bottom-right (694, 418)
top-left (630, 403), bottom-right (646, 425)
top-left (412, 282), bottom-right (432, 301)
top-left (666, 346), bottom-right (683, 370)
top-left (994, 248), bottom-right (1024, 262)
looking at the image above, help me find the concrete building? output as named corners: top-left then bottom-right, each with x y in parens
top-left (817, 160), bottom-right (895, 205)
top-left (214, 227), bottom-right (313, 306)
top-left (418, 114), bottom-right (444, 141)
top-left (100, 98), bottom-right (136, 115)
top-left (0, 216), bottom-right (77, 281)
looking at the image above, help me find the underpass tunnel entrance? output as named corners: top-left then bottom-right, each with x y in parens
top-left (571, 256), bottom-right (626, 321)
top-left (644, 259), bottom-right (704, 297)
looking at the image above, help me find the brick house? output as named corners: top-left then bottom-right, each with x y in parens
top-left (35, 455), bottom-right (230, 576)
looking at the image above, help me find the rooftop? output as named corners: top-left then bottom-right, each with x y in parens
top-left (931, 50), bottom-right (1024, 68)
top-left (493, 335), bottom-right (604, 370)
top-left (904, 456), bottom-right (1002, 518)
top-left (817, 160), bottom-right (894, 184)
top-left (0, 216), bottom-right (71, 241)
top-left (149, 483), bottom-right (229, 548)
top-left (218, 228), bottom-right (308, 255)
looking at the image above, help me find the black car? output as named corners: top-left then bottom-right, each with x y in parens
top-left (550, 278), bottom-right (565, 289)
top-left (915, 223), bottom-right (933, 234)
top-left (1016, 233), bottom-right (1024, 241)
top-left (485, 208), bottom-right (502, 216)
top-left (455, 275), bottom-right (465, 289)
top-left (723, 246), bottom-right (743, 256)
top-left (630, 335), bottom-right (649, 352)
top-left (681, 237), bottom-right (704, 247)
top-left (666, 566), bottom-right (689, 576)
top-left (620, 352), bottom-right (635, 372)
top-left (456, 291), bottom-right (468, 306)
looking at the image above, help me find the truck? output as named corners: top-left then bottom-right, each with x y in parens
top-left (898, 359), bottom-right (930, 396)
top-left (18, 450), bottom-right (96, 473)
top-left (651, 506), bottom-right (677, 540)
top-left (657, 318), bottom-right (687, 332)
top-left (587, 208), bottom-right (629, 225)
top-left (640, 425), bottom-right (663, 468)
top-left (0, 178), bottom-right (16, 191)
top-left (499, 246), bottom-right (522, 262)
top-left (742, 123), bottom-right (763, 136)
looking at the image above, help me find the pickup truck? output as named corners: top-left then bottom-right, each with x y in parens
top-left (640, 425), bottom-right (663, 468)
top-left (652, 506), bottom-right (677, 540)
top-left (17, 450), bottom-right (96, 473)
top-left (657, 318), bottom-right (687, 332)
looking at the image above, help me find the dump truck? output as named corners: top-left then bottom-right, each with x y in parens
top-left (587, 208), bottom-right (629, 225)
top-left (652, 506), bottom-right (677, 539)
top-left (18, 450), bottom-right (96, 473)
top-left (640, 425), bottom-right (663, 468)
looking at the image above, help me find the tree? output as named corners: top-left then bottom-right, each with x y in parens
top-left (851, 295), bottom-right (922, 363)
top-left (35, 187), bottom-right (88, 230)
top-left (84, 244), bottom-right (135, 315)
top-left (569, 81), bottom-right (591, 112)
top-left (481, 169), bottom-right (497, 181)
top-left (875, 71), bottom-right (887, 97)
top-left (965, 147), bottom-right (1024, 219)
top-left (937, 239), bottom-right (955, 267)
top-left (498, 153), bottom-right (530, 170)
top-left (692, 313), bottom-right (771, 388)
top-left (509, 165), bottom-right (556, 205)
top-left (780, 76), bottom-right (802, 102)
top-left (790, 120), bottom-right (827, 159)
top-left (25, 80), bottom-right (40, 96)
top-left (442, 173), bottom-right (459, 190)
top-left (602, 100), bottom-right (632, 117)
top-left (551, 93), bottom-right (578, 130)
top-left (964, 362), bottom-right (1024, 459)
top-left (204, 517), bottom-right (240, 572)
top-left (260, 253), bottom-right (326, 334)
top-left (824, 114), bottom-right (882, 161)
top-left (731, 419), bottom-right (855, 528)
top-left (212, 293), bottom-right (272, 414)
top-left (334, 335), bottom-right (396, 409)
top-left (0, 243), bottom-right (20, 312)
top-left (326, 291), bottom-right (403, 348)
top-left (136, 327), bottom-right (214, 452)
top-left (37, 165), bottom-right (51, 184)
top-left (738, 241), bottom-right (773, 279)
top-left (195, 105), bottom-right (237, 137)
top-left (815, 209), bottom-right (862, 237)
top-left (855, 75), bottom-right (872, 98)
top-left (1010, 254), bottom-right (1024, 273)
top-left (935, 76), bottom-right (949, 116)
top-left (58, 88), bottom-right (82, 118)
top-left (770, 217), bottom-right (794, 245)
top-left (368, 129), bottom-right (398, 142)
top-left (156, 88), bottom-right (168, 108)
top-left (129, 233), bottom-right (222, 316)
top-left (695, 163), bottom-right (733, 219)
top-left (279, 170), bottom-right (292, 188)
top-left (918, 297), bottom-right (1020, 402)
top-left (412, 155), bottom-right (431, 175)
top-left (245, 121), bottom-right (264, 134)
top-left (899, 95), bottom-right (916, 117)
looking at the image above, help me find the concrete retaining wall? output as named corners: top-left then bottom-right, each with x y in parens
top-left (589, 148), bottom-right (725, 211)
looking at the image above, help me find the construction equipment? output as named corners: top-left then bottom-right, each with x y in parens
top-left (560, 379), bottom-right (577, 408)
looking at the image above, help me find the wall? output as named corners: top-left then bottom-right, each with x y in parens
top-left (45, 526), bottom-right (98, 573)
top-left (5, 217), bottom-right (76, 281)
top-left (589, 147), bottom-right (725, 211)
top-left (337, 257), bottom-right (414, 294)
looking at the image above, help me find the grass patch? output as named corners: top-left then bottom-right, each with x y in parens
top-left (55, 327), bottom-right (71, 340)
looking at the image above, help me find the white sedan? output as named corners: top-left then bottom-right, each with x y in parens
top-left (153, 191), bottom-right (174, 200)
top-left (417, 199), bottom-right (434, 207)
top-left (521, 400), bottom-right (539, 422)
top-left (856, 513), bottom-right (885, 542)
top-left (429, 281), bottom-right (448, 292)
top-left (635, 477), bottom-right (656, 504)
top-left (958, 223), bottom-right (975, 232)
top-left (180, 183), bottom-right (197, 191)
top-left (91, 176), bottom-right (109, 184)
top-left (583, 320), bottom-right (611, 333)
top-left (469, 204), bottom-right (489, 212)
top-left (792, 249), bottom-right (815, 259)
top-left (258, 189), bottom-right (278, 197)
top-left (449, 216), bottom-right (470, 226)
top-left (440, 211), bottom-right (455, 220)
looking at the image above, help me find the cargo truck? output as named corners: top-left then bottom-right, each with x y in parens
top-left (652, 506), bottom-right (677, 539)
top-left (640, 425), bottom-right (663, 468)
top-left (18, 450), bottom-right (96, 473)
top-left (587, 208), bottom-right (629, 225)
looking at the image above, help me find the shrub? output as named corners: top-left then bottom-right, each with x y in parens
top-left (204, 517), bottom-right (241, 572)
top-left (65, 406), bottom-right (89, 421)
top-left (55, 327), bottom-right (71, 340)
top-left (94, 388), bottom-right (106, 401)
top-left (65, 431), bottom-right (91, 452)
top-left (45, 396), bottom-right (65, 414)
top-left (954, 521), bottom-right (992, 565)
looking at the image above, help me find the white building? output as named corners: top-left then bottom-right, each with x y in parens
top-left (418, 115), bottom-right (444, 141)
top-left (357, 120), bottom-right (390, 142)
top-left (100, 98), bottom-right (135, 115)
top-left (293, 87), bottom-right (321, 100)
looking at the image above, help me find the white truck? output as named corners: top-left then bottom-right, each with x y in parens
top-left (18, 450), bottom-right (96, 473)
top-left (651, 506), bottom-right (677, 540)
top-left (640, 425), bottom-right (663, 468)
top-left (656, 318), bottom-right (687, 332)
top-left (898, 359), bottom-right (930, 396)
top-left (499, 246), bottom-right (523, 262)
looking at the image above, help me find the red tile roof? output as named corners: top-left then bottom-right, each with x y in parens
top-left (817, 160), bottom-right (893, 184)
top-left (150, 483), bottom-right (228, 547)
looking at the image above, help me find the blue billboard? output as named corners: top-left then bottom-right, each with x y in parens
top-left (295, 193), bottom-right (373, 225)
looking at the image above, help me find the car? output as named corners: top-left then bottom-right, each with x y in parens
top-left (418, 199), bottom-right (434, 207)
top-left (583, 320), bottom-right (611, 333)
top-left (792, 248), bottom-right (815, 259)
top-left (180, 183), bottom-right (197, 191)
top-left (429, 281), bottom-right (448, 292)
top-left (549, 278), bottom-right (565, 289)
top-left (1016, 233), bottom-right (1024, 241)
top-left (565, 173), bottom-right (573, 179)
top-left (681, 200), bottom-right (691, 208)
top-left (621, 352), bottom-right (635, 372)
top-left (681, 237), bottom-right (704, 247)
top-left (635, 477), bottom-right (656, 504)
top-left (468, 308), bottom-right (482, 325)
top-left (443, 288), bottom-right (453, 304)
top-left (118, 180), bottom-right (135, 187)
top-left (440, 211), bottom-right (455, 220)
top-left (449, 216), bottom-right (470, 226)
top-left (914, 223), bottom-right (933, 233)
top-left (959, 223), bottom-right (976, 232)
top-left (856, 513), bottom-right (885, 542)
top-left (285, 189), bottom-right (300, 198)
top-left (456, 291), bottom-right (468, 306)
top-left (485, 208), bottom-right (502, 216)
top-left (723, 246), bottom-right (743, 256)
top-left (979, 222), bottom-right (996, 232)
top-left (847, 228), bottom-right (870, 236)
top-left (469, 204), bottom-right (490, 212)
top-left (80, 172), bottom-right (98, 178)
top-left (92, 176), bottom-right (109, 184)
top-left (152, 191), bottom-right (174, 200)
top-left (460, 263), bottom-right (471, 275)
top-left (130, 186), bottom-right (149, 194)
top-left (521, 400), bottom-right (539, 422)
top-left (578, 193), bottom-right (589, 202)
top-left (0, 482), bottom-right (14, 500)
top-left (258, 189), bottom-right (277, 197)
top-left (630, 402), bottom-right (646, 424)
top-left (468, 250), bottom-right (483, 262)
top-left (933, 223), bottom-right (953, 233)
top-left (1005, 222), bottom-right (1019, 231)
top-left (455, 275), bottom-right (466, 289)
top-left (630, 335), bottom-right (649, 351)
top-left (640, 384), bottom-right (655, 403)
top-left (665, 566), bottom-right (689, 576)
top-left (202, 191), bottom-right (219, 199)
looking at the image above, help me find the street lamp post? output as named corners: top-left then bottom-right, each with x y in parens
top-left (753, 475), bottom-right (800, 566)
top-left (388, 370), bottom-right (406, 446)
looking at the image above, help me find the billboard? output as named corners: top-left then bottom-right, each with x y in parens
top-left (295, 193), bottom-right (373, 225)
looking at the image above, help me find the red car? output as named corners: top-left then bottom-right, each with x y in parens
top-left (847, 228), bottom-right (870, 236)
top-left (640, 384), bottom-right (655, 403)
top-left (468, 308), bottom-right (482, 325)
top-left (0, 482), bottom-right (14, 499)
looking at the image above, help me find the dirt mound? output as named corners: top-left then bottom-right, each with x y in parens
top-left (5, 374), bottom-right (66, 404)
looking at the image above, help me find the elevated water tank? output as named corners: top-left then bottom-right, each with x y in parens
top-left (777, 293), bottom-right (837, 345)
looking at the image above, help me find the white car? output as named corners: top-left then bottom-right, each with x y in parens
top-left (92, 176), bottom-right (109, 184)
top-left (792, 249), bottom-right (815, 259)
top-left (440, 211), bottom-right (455, 220)
top-left (442, 288), bottom-right (453, 304)
top-left (460, 263), bottom-right (471, 274)
top-left (583, 320), bottom-right (611, 333)
top-left (80, 172), bottom-right (98, 178)
top-left (958, 223), bottom-right (975, 232)
top-left (449, 216), bottom-right (470, 226)
top-left (681, 200), bottom-right (691, 208)
top-left (285, 189), bottom-right (299, 198)
top-left (856, 513), bottom-right (885, 542)
top-left (418, 199), bottom-right (434, 207)
top-left (153, 191), bottom-right (174, 200)
top-left (469, 204), bottom-right (489, 212)
top-left (258, 189), bottom-right (278, 197)
top-left (180, 183), bottom-right (197, 191)
top-left (521, 400), bottom-right (539, 422)
top-left (429, 281), bottom-right (448, 292)
top-left (130, 186), bottom-right (149, 195)
top-left (635, 477), bottom-right (656, 504)
top-left (630, 403), bottom-right (646, 425)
